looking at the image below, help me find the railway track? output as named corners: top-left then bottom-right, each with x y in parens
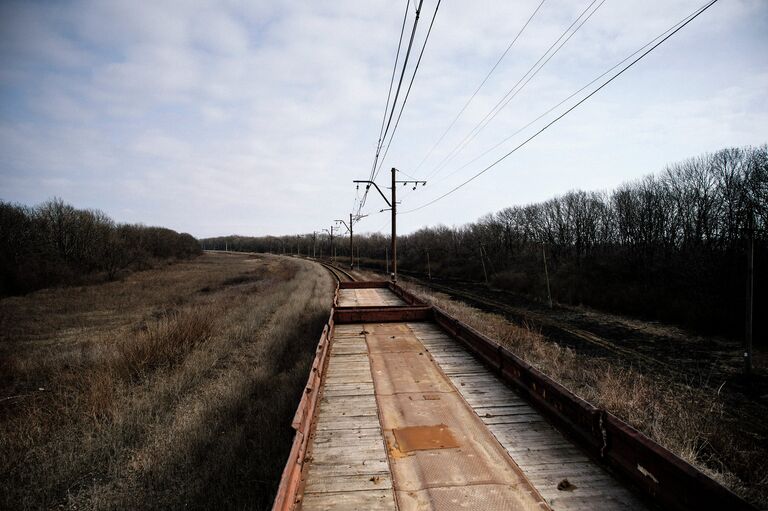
top-left (274, 273), bottom-right (754, 511)
top-left (417, 278), bottom-right (674, 373)
top-left (391, 270), bottom-right (768, 435)
top-left (315, 260), bottom-right (355, 283)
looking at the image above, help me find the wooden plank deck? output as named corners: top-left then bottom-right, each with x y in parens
top-left (300, 324), bottom-right (396, 511)
top-left (408, 322), bottom-right (650, 511)
top-left (297, 286), bottom-right (648, 511)
top-left (337, 288), bottom-right (405, 307)
top-left (366, 322), bottom-right (548, 511)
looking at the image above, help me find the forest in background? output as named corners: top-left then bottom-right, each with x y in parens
top-left (0, 198), bottom-right (201, 296)
top-left (203, 145), bottom-right (767, 340)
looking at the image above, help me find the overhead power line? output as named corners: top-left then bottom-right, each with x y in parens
top-left (431, 1), bottom-right (708, 188)
top-left (359, 0), bottom-right (432, 218)
top-left (411, 0), bottom-right (547, 176)
top-left (361, 0), bottom-right (412, 213)
top-left (401, 0), bottom-right (720, 215)
top-left (396, 0), bottom-right (599, 206)
top-left (371, 0), bottom-right (411, 179)
top-left (424, 0), bottom-right (605, 181)
top-left (372, 0), bottom-right (443, 182)
top-left (375, 0), bottom-right (425, 165)
top-left (361, 0), bottom-right (424, 216)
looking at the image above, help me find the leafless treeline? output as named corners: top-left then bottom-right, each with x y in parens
top-left (207, 145), bottom-right (766, 336)
top-left (0, 198), bottom-right (201, 295)
top-left (399, 146), bottom-right (764, 262)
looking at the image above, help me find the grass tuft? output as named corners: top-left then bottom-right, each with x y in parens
top-left (114, 309), bottom-right (214, 378)
top-left (0, 253), bottom-right (334, 510)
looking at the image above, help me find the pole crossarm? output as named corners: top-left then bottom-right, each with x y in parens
top-left (354, 169), bottom-right (427, 284)
top-left (353, 180), bottom-right (392, 208)
top-left (334, 219), bottom-right (350, 233)
top-left (396, 179), bottom-right (427, 190)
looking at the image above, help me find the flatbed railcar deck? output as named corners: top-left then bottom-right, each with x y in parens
top-left (273, 279), bottom-right (755, 511)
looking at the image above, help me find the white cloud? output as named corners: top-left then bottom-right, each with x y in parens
top-left (1, 0), bottom-right (766, 237)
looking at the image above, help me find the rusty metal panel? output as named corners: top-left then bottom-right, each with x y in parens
top-left (369, 352), bottom-right (455, 395)
top-left (602, 413), bottom-right (755, 511)
top-left (366, 332), bottom-right (425, 354)
top-left (395, 484), bottom-right (550, 511)
top-left (334, 306), bottom-right (432, 324)
top-left (339, 281), bottom-right (390, 289)
top-left (272, 309), bottom-right (336, 511)
top-left (386, 282), bottom-right (427, 306)
top-left (392, 424), bottom-right (459, 452)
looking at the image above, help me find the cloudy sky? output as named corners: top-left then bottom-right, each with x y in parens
top-left (1, 0), bottom-right (766, 237)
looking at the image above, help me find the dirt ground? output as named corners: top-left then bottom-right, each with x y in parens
top-left (0, 252), bottom-right (334, 510)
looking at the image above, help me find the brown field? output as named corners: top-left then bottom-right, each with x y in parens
top-left (395, 280), bottom-right (768, 508)
top-left (0, 252), bottom-right (333, 510)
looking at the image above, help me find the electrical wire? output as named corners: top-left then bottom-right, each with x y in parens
top-left (359, 0), bottom-right (426, 218)
top-left (431, 0), bottom-right (706, 188)
top-left (411, 0), bottom-right (547, 176)
top-left (372, 0), bottom-right (443, 181)
top-left (360, 0), bottom-right (412, 214)
top-left (423, 0), bottom-right (605, 181)
top-left (397, 0), bottom-right (599, 207)
top-left (375, 0), bottom-right (425, 166)
top-left (401, 0), bottom-right (720, 214)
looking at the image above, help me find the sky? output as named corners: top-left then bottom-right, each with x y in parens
top-left (0, 0), bottom-right (766, 238)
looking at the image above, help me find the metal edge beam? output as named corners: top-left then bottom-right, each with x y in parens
top-left (428, 303), bottom-right (756, 511)
top-left (334, 306), bottom-right (432, 324)
top-left (272, 287), bottom-right (338, 511)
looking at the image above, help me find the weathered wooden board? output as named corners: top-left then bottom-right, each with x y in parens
top-left (411, 323), bottom-right (650, 511)
top-left (300, 328), bottom-right (396, 511)
top-left (300, 489), bottom-right (396, 511)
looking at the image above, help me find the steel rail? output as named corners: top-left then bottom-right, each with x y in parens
top-left (316, 260), bottom-right (356, 283)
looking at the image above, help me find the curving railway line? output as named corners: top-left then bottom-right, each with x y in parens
top-left (413, 277), bottom-right (672, 372)
top-left (273, 260), bottom-right (755, 511)
top-left (315, 260), bottom-right (355, 283)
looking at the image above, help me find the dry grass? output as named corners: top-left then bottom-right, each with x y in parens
top-left (0, 252), bottom-right (334, 510)
top-left (400, 282), bottom-right (768, 508)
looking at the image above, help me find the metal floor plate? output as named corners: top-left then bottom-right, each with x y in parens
top-left (364, 322), bottom-right (550, 511)
top-left (407, 321), bottom-right (650, 511)
top-left (296, 316), bottom-right (648, 511)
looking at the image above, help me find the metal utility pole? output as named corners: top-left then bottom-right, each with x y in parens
top-left (354, 168), bottom-right (425, 283)
top-left (312, 231), bottom-right (317, 259)
top-left (391, 168), bottom-right (397, 282)
top-left (323, 226), bottom-right (336, 263)
top-left (386, 246), bottom-right (389, 275)
top-left (745, 220), bottom-right (754, 376)
top-left (542, 242), bottom-right (553, 309)
top-left (350, 214), bottom-right (353, 269)
top-left (426, 247), bottom-right (431, 280)
top-left (336, 213), bottom-right (367, 270)
top-left (479, 245), bottom-right (488, 285)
